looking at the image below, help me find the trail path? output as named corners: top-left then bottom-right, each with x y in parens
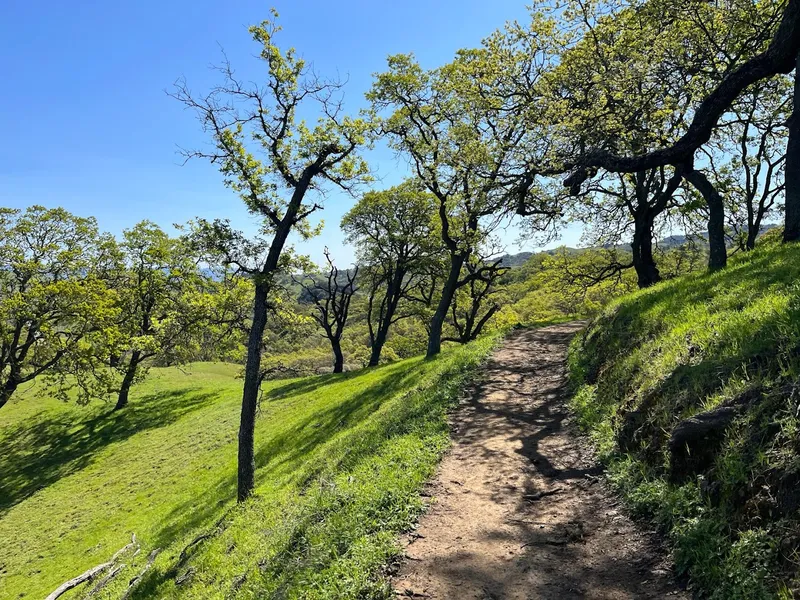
top-left (392, 323), bottom-right (687, 599)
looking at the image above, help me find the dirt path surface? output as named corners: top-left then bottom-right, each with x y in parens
top-left (392, 323), bottom-right (687, 599)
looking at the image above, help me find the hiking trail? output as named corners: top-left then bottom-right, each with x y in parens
top-left (392, 323), bottom-right (687, 599)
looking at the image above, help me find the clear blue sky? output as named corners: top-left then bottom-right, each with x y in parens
top-left (0, 0), bottom-right (581, 265)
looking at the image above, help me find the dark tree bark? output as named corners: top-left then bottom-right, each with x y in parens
top-left (706, 188), bottom-right (728, 269)
top-left (562, 0), bottom-right (800, 180)
top-left (427, 253), bottom-right (465, 358)
top-left (0, 378), bottom-right (18, 411)
top-left (368, 267), bottom-right (405, 367)
top-left (746, 224), bottom-right (759, 251)
top-left (786, 54), bottom-right (800, 242)
top-left (238, 280), bottom-right (269, 503)
top-left (331, 338), bottom-right (344, 374)
top-left (114, 350), bottom-right (142, 411)
top-left (683, 169), bottom-right (728, 270)
top-left (631, 212), bottom-right (661, 288)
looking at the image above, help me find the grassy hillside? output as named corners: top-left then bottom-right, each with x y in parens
top-left (0, 337), bottom-right (496, 599)
top-left (569, 233), bottom-right (800, 599)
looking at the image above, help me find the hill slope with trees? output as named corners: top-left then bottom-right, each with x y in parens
top-left (0, 339), bottom-right (495, 599)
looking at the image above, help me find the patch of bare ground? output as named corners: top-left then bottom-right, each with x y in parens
top-left (392, 323), bottom-right (688, 599)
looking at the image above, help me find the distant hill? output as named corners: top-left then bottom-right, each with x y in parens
top-left (498, 224), bottom-right (780, 268)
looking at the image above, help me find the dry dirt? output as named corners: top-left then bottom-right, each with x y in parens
top-left (392, 323), bottom-right (688, 599)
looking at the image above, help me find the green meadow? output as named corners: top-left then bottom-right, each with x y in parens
top-left (0, 337), bottom-right (496, 599)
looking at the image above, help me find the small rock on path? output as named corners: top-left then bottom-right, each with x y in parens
top-left (392, 323), bottom-right (687, 600)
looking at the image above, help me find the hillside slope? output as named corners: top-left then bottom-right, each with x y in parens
top-left (569, 233), bottom-right (800, 599)
top-left (0, 339), bottom-right (495, 599)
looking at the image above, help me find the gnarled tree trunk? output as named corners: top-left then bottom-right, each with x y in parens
top-left (683, 169), bottom-right (727, 270)
top-left (427, 253), bottom-right (465, 357)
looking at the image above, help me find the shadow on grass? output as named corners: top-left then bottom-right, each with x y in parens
top-left (0, 388), bottom-right (219, 515)
top-left (151, 362), bottom-right (427, 547)
top-left (576, 243), bottom-right (800, 384)
top-left (137, 358), bottom-right (448, 596)
top-left (264, 368), bottom-right (371, 401)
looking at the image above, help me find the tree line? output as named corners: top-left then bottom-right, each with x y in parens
top-left (6, 0), bottom-right (800, 502)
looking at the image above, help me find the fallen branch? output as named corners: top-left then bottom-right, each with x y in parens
top-left (178, 533), bottom-right (212, 564)
top-left (175, 513), bottom-right (229, 570)
top-left (44, 563), bottom-right (112, 600)
top-left (121, 548), bottom-right (161, 600)
top-left (106, 534), bottom-right (139, 565)
top-left (45, 534), bottom-right (139, 600)
top-left (86, 563), bottom-right (126, 597)
top-left (175, 566), bottom-right (196, 585)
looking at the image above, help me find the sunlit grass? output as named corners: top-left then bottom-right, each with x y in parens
top-left (568, 233), bottom-right (800, 598)
top-left (0, 338), bottom-right (496, 599)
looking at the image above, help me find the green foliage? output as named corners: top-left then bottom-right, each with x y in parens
top-left (568, 235), bottom-right (800, 598)
top-left (341, 182), bottom-right (439, 267)
top-left (506, 247), bottom-right (639, 324)
top-left (112, 221), bottom-right (214, 385)
top-left (176, 10), bottom-right (371, 251)
top-left (0, 206), bottom-right (120, 406)
top-left (0, 338), bottom-right (497, 599)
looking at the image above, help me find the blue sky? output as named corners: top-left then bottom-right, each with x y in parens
top-left (0, 0), bottom-right (581, 265)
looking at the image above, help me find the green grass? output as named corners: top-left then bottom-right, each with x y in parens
top-left (0, 337), bottom-right (497, 599)
top-left (568, 232), bottom-right (800, 599)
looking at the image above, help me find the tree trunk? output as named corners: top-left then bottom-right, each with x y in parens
top-left (631, 215), bottom-right (661, 288)
top-left (785, 53), bottom-right (800, 242)
top-left (683, 169), bottom-right (727, 270)
top-left (368, 330), bottom-right (388, 367)
top-left (368, 269), bottom-right (405, 367)
top-left (427, 253), bottom-right (465, 358)
top-left (332, 338), bottom-right (344, 374)
top-left (746, 226), bottom-right (759, 250)
top-left (0, 378), bottom-right (18, 410)
top-left (237, 281), bottom-right (270, 503)
top-left (470, 304), bottom-right (500, 342)
top-left (114, 351), bottom-right (142, 410)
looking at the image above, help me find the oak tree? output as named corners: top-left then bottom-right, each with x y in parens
top-left (293, 249), bottom-right (358, 373)
top-left (370, 21), bottom-right (562, 355)
top-left (341, 182), bottom-right (438, 366)
top-left (172, 11), bottom-right (370, 501)
top-left (0, 206), bottom-right (118, 409)
top-left (112, 221), bottom-right (210, 410)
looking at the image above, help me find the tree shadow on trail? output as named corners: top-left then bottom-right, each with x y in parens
top-left (0, 388), bottom-right (219, 515)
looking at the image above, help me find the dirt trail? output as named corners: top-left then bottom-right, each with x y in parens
top-left (392, 323), bottom-right (687, 599)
